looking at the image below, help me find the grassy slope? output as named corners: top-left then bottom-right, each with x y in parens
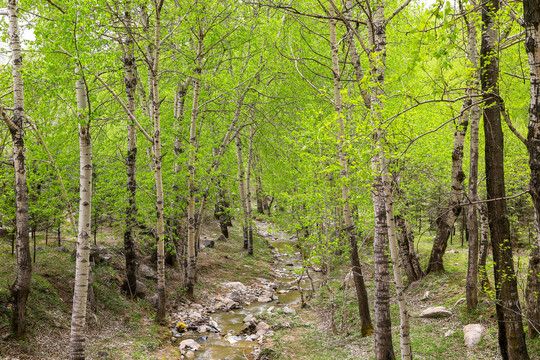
top-left (270, 229), bottom-right (540, 360)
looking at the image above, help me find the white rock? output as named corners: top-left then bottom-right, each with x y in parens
top-left (419, 306), bottom-right (452, 318)
top-left (223, 281), bottom-right (248, 292)
top-left (283, 306), bottom-right (296, 315)
top-left (179, 339), bottom-right (200, 351)
top-left (139, 264), bottom-right (157, 279)
top-left (256, 321), bottom-right (270, 332)
top-left (464, 324), bottom-right (484, 347)
top-left (185, 350), bottom-right (195, 359)
top-left (421, 291), bottom-right (430, 301)
top-left (257, 296), bottom-right (272, 303)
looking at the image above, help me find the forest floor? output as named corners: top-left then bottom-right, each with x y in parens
top-left (1, 215), bottom-right (540, 359)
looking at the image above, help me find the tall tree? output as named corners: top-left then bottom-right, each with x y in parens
top-left (3, 0), bottom-right (31, 340)
top-left (328, 1), bottom-right (374, 338)
top-left (481, 0), bottom-right (530, 357)
top-left (523, 0), bottom-right (540, 339)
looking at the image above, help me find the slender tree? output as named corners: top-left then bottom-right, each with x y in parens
top-left (3, 0), bottom-right (31, 340)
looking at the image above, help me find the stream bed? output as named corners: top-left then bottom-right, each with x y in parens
top-left (169, 221), bottom-right (323, 359)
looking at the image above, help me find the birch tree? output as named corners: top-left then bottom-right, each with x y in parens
top-left (2, 0), bottom-right (31, 340)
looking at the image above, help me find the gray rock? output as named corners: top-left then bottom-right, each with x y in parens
top-left (90, 244), bottom-right (112, 264)
top-left (257, 296), bottom-right (272, 303)
top-left (135, 280), bottom-right (147, 299)
top-left (419, 306), bottom-right (452, 318)
top-left (464, 324), bottom-right (484, 347)
top-left (243, 314), bottom-right (256, 324)
top-left (283, 306), bottom-right (296, 315)
top-left (217, 234), bottom-right (227, 241)
top-left (197, 325), bottom-right (211, 333)
top-left (421, 291), bottom-right (430, 301)
top-left (179, 339), bottom-right (200, 351)
top-left (139, 264), bottom-right (157, 279)
top-left (256, 321), bottom-right (270, 332)
top-left (223, 281), bottom-right (248, 292)
top-left (56, 245), bottom-right (69, 253)
top-left (202, 240), bottom-right (215, 248)
top-left (222, 297), bottom-right (239, 310)
top-left (146, 294), bottom-right (158, 307)
top-left (228, 290), bottom-right (243, 303)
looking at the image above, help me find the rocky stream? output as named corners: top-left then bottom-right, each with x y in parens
top-left (167, 221), bottom-right (323, 360)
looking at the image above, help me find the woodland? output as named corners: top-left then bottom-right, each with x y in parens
top-left (1, 0), bottom-right (540, 359)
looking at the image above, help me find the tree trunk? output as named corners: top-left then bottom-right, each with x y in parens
top-left (186, 34), bottom-right (203, 299)
top-left (122, 1), bottom-right (137, 299)
top-left (381, 154), bottom-right (412, 360)
top-left (328, 2), bottom-right (374, 337)
top-left (482, 0), bottom-right (530, 357)
top-left (70, 74), bottom-right (92, 360)
top-left (465, 0), bottom-right (482, 310)
top-left (524, 0), bottom-right (540, 339)
top-left (246, 123), bottom-right (255, 255)
top-left (235, 132), bottom-right (249, 250)
top-left (477, 201), bottom-right (491, 292)
top-left (5, 0), bottom-right (31, 340)
top-left (426, 104), bottom-right (468, 274)
top-left (255, 153), bottom-right (264, 215)
top-left (150, 4), bottom-right (167, 322)
top-left (396, 216), bottom-right (423, 283)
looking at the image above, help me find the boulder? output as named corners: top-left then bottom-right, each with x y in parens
top-left (146, 294), bottom-right (159, 307)
top-left (90, 245), bottom-right (112, 264)
top-left (179, 339), bottom-right (200, 351)
top-left (228, 290), bottom-right (243, 303)
top-left (256, 321), bottom-right (270, 332)
top-left (202, 240), bottom-right (215, 248)
top-left (464, 324), bottom-right (484, 347)
top-left (217, 234), bottom-right (227, 242)
top-left (139, 264), bottom-right (157, 279)
top-left (135, 280), bottom-right (147, 299)
top-left (419, 306), bottom-right (452, 318)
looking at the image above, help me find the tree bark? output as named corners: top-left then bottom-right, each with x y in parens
top-left (246, 123), bottom-right (255, 255)
top-left (396, 216), bottom-right (423, 283)
top-left (465, 0), bottom-right (482, 310)
top-left (70, 73), bottom-right (92, 360)
top-left (524, 0), bottom-right (540, 339)
top-left (5, 0), bottom-right (31, 340)
top-left (426, 104), bottom-right (468, 274)
top-left (482, 0), bottom-right (530, 357)
top-left (478, 200), bottom-right (492, 292)
top-left (121, 0), bottom-right (137, 299)
top-left (328, 1), bottom-right (374, 337)
top-left (235, 131), bottom-right (249, 250)
top-left (186, 33), bottom-right (203, 299)
top-left (150, 2), bottom-right (166, 321)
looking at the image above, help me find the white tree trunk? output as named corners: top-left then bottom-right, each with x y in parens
top-left (70, 73), bottom-right (92, 360)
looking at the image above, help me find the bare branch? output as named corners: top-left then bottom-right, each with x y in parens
top-left (499, 96), bottom-right (527, 146)
top-left (384, 0), bottom-right (412, 25)
top-left (0, 104), bottom-right (18, 132)
top-left (44, 0), bottom-right (66, 14)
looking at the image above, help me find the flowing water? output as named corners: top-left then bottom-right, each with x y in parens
top-left (178, 221), bottom-right (323, 360)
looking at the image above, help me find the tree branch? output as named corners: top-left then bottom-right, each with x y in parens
top-left (0, 105), bottom-right (19, 132)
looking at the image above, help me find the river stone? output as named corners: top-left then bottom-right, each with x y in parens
top-left (197, 325), bottom-right (211, 333)
top-left (214, 301), bottom-right (225, 311)
top-left (185, 350), bottom-right (195, 359)
top-left (179, 339), bottom-right (200, 351)
top-left (283, 306), bottom-right (296, 315)
top-left (258, 296), bottom-right (272, 303)
top-left (228, 290), bottom-right (243, 303)
top-left (256, 321), bottom-right (270, 332)
top-left (243, 314), bottom-right (257, 324)
top-left (464, 324), bottom-right (484, 346)
top-left (419, 306), bottom-right (452, 318)
top-left (223, 297), bottom-right (239, 310)
top-left (223, 281), bottom-right (248, 292)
